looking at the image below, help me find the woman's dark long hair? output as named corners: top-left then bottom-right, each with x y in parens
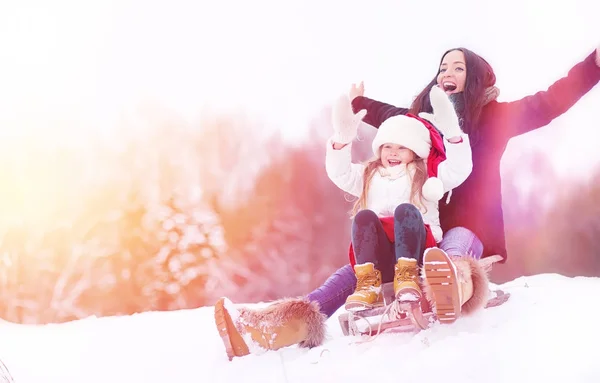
top-left (408, 48), bottom-right (497, 144)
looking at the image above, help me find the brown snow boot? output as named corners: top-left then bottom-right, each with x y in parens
top-left (421, 247), bottom-right (491, 324)
top-left (392, 257), bottom-right (429, 329)
top-left (393, 257), bottom-right (423, 302)
top-left (344, 263), bottom-right (384, 311)
top-left (214, 297), bottom-right (327, 361)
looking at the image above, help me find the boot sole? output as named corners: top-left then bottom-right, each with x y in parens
top-left (423, 248), bottom-right (460, 324)
top-left (344, 302), bottom-right (383, 311)
top-left (345, 300), bottom-right (384, 312)
top-left (214, 298), bottom-right (250, 360)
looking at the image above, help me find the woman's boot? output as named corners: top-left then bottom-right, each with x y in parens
top-left (213, 297), bottom-right (327, 360)
top-left (421, 247), bottom-right (491, 324)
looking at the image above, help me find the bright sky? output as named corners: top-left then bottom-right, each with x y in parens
top-left (0, 0), bottom-right (599, 180)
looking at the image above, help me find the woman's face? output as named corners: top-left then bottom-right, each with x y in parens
top-left (437, 50), bottom-right (467, 95)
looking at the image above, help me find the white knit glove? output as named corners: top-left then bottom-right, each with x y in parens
top-left (418, 86), bottom-right (463, 139)
top-left (349, 81), bottom-right (365, 101)
top-left (331, 94), bottom-right (367, 144)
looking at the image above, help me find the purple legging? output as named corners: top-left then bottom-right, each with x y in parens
top-left (306, 226), bottom-right (483, 318)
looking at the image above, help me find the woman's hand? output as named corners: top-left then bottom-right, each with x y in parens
top-left (349, 81), bottom-right (365, 101)
top-left (419, 86), bottom-right (463, 139)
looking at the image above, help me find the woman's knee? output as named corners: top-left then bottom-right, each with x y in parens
top-left (444, 226), bottom-right (474, 238)
top-left (394, 203), bottom-right (422, 222)
top-left (440, 226), bottom-right (483, 259)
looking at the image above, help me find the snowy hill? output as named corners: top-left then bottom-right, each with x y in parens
top-left (1, 273), bottom-right (599, 383)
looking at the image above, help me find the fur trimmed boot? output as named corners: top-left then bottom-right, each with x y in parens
top-left (213, 297), bottom-right (327, 361)
top-left (421, 247), bottom-right (491, 324)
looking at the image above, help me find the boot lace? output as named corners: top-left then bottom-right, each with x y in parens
top-left (394, 265), bottom-right (418, 285)
top-left (356, 272), bottom-right (379, 292)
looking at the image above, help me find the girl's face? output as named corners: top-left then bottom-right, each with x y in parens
top-left (437, 50), bottom-right (467, 95)
top-left (380, 143), bottom-right (416, 168)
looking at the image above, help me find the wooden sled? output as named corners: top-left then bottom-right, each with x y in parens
top-left (338, 282), bottom-right (511, 337)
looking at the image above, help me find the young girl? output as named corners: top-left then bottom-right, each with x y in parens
top-left (326, 85), bottom-right (473, 315)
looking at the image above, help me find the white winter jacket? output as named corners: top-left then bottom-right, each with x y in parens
top-left (325, 135), bottom-right (473, 242)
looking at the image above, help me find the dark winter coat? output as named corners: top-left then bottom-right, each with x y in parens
top-left (352, 51), bottom-right (600, 262)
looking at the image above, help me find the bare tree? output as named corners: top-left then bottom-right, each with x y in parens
top-left (0, 358), bottom-right (15, 383)
top-left (495, 150), bottom-right (600, 283)
top-left (202, 131), bottom-right (354, 304)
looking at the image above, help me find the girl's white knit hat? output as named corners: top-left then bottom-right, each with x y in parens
top-left (372, 115), bottom-right (432, 158)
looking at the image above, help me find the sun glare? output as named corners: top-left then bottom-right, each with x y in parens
top-left (0, 0), bottom-right (599, 232)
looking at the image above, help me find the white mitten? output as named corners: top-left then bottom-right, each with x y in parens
top-left (418, 86), bottom-right (463, 139)
top-left (331, 94), bottom-right (367, 144)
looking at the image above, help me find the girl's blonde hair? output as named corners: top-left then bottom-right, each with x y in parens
top-left (350, 150), bottom-right (428, 218)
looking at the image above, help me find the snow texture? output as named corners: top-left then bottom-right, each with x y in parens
top-left (1, 273), bottom-right (599, 383)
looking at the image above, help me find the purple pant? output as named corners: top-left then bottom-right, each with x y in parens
top-left (306, 226), bottom-right (483, 318)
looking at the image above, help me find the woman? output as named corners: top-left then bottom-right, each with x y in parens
top-left (214, 46), bottom-right (600, 360)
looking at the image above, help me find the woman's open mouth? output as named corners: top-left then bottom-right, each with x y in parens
top-left (442, 81), bottom-right (457, 92)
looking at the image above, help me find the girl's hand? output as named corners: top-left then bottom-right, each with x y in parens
top-left (331, 94), bottom-right (367, 144)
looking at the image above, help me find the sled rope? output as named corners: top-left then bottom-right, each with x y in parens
top-left (388, 299), bottom-right (405, 323)
top-left (351, 300), bottom-right (398, 345)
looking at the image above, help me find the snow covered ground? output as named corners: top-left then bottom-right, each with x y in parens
top-left (1, 273), bottom-right (599, 383)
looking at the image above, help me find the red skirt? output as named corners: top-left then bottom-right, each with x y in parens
top-left (348, 216), bottom-right (437, 268)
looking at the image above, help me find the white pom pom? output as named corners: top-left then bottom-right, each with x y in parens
top-left (422, 177), bottom-right (444, 201)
